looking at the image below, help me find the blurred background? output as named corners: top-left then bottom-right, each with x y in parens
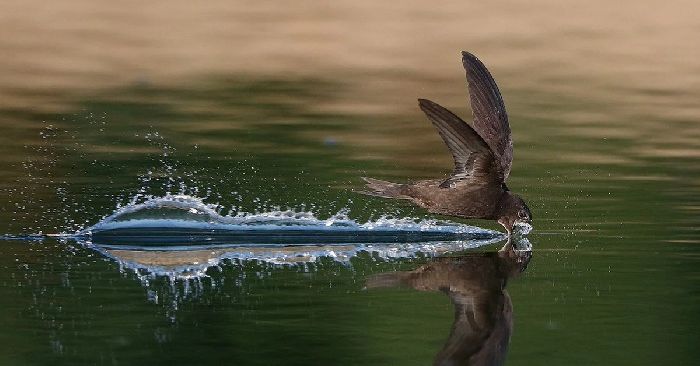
top-left (0, 0), bottom-right (699, 365)
top-left (2, 0), bottom-right (698, 231)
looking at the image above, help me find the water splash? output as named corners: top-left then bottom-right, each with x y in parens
top-left (5, 194), bottom-right (523, 312)
top-left (66, 194), bottom-right (506, 289)
top-left (86, 238), bottom-right (505, 279)
top-left (514, 222), bottom-right (533, 236)
top-left (76, 232), bottom-right (506, 315)
top-left (79, 195), bottom-right (503, 246)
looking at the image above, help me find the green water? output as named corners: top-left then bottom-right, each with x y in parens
top-left (1, 2), bottom-right (700, 364)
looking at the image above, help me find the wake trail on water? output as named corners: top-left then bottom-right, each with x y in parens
top-left (1, 195), bottom-right (531, 290)
top-left (75, 195), bottom-right (504, 246)
top-left (1, 195), bottom-right (522, 245)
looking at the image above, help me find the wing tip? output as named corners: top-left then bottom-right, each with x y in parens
top-left (461, 50), bottom-right (482, 69)
top-left (417, 98), bottom-right (439, 112)
top-left (418, 98), bottom-right (448, 121)
top-left (461, 50), bottom-right (475, 59)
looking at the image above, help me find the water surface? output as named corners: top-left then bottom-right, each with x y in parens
top-left (1, 1), bottom-right (699, 365)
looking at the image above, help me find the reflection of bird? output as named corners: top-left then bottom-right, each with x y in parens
top-left (361, 52), bottom-right (532, 235)
top-left (366, 239), bottom-right (531, 366)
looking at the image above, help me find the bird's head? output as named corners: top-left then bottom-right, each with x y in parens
top-left (496, 192), bottom-right (532, 235)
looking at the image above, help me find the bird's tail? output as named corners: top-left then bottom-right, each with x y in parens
top-left (365, 271), bottom-right (413, 289)
top-left (359, 177), bottom-right (406, 199)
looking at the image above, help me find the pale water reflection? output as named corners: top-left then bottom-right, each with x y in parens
top-left (78, 234), bottom-right (512, 313)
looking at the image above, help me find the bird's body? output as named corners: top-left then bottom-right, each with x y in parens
top-left (361, 51), bottom-right (532, 235)
top-left (363, 177), bottom-right (502, 218)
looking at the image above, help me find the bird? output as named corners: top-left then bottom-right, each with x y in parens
top-left (366, 237), bottom-right (532, 365)
top-left (361, 51), bottom-right (532, 235)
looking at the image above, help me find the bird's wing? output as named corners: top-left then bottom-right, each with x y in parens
top-left (418, 99), bottom-right (502, 188)
top-left (461, 51), bottom-right (513, 180)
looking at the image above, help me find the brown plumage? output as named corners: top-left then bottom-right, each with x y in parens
top-left (366, 239), bottom-right (532, 365)
top-left (361, 51), bottom-right (532, 235)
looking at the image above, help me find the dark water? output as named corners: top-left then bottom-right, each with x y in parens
top-left (1, 1), bottom-right (700, 365)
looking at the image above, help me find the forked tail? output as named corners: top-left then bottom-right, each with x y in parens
top-left (359, 177), bottom-right (406, 199)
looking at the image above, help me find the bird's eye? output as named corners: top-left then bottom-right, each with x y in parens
top-left (518, 210), bottom-right (527, 219)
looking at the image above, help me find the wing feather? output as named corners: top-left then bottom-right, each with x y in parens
top-left (418, 99), bottom-right (501, 188)
top-left (461, 51), bottom-right (513, 180)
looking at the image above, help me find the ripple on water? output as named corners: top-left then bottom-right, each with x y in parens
top-left (79, 195), bottom-right (506, 244)
top-left (64, 195), bottom-right (519, 281)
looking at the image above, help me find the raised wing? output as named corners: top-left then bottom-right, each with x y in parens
top-left (462, 51), bottom-right (513, 180)
top-left (418, 99), bottom-right (503, 188)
